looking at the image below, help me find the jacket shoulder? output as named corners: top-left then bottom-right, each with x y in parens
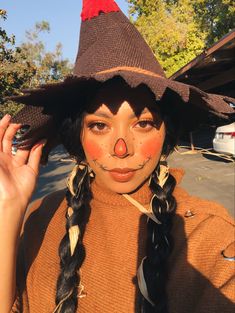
top-left (172, 185), bottom-right (234, 299)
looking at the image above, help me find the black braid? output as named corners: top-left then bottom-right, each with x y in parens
top-left (141, 168), bottom-right (177, 313)
top-left (55, 167), bottom-right (92, 313)
top-left (57, 80), bottom-right (179, 313)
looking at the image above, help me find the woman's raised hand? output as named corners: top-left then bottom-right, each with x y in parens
top-left (0, 114), bottom-right (45, 214)
top-left (0, 114), bottom-right (46, 312)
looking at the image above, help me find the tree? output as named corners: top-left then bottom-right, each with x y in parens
top-left (0, 9), bottom-right (35, 115)
top-left (127, 0), bottom-right (234, 76)
top-left (0, 11), bottom-right (72, 117)
top-left (193, 0), bottom-right (235, 45)
top-left (19, 21), bottom-right (72, 86)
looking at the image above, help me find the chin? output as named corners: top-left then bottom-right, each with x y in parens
top-left (100, 178), bottom-right (148, 195)
top-left (109, 185), bottom-right (138, 195)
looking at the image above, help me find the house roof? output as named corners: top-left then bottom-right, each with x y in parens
top-left (171, 30), bottom-right (235, 97)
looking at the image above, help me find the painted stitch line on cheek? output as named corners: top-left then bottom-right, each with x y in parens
top-left (83, 139), bottom-right (103, 160)
top-left (140, 137), bottom-right (162, 159)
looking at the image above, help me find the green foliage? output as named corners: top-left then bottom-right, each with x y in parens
top-left (0, 100), bottom-right (24, 118)
top-left (19, 22), bottom-right (72, 86)
top-left (193, 0), bottom-right (235, 45)
top-left (0, 10), bottom-right (35, 109)
top-left (0, 11), bottom-right (72, 117)
top-left (127, 0), bottom-right (234, 77)
top-left (0, 10), bottom-right (15, 62)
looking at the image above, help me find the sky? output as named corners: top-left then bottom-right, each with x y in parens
top-left (1, 0), bottom-right (129, 63)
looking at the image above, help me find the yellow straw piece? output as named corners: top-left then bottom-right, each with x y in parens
top-left (122, 194), bottom-right (161, 224)
top-left (69, 225), bottom-right (80, 256)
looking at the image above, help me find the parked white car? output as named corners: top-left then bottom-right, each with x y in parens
top-left (213, 122), bottom-right (235, 157)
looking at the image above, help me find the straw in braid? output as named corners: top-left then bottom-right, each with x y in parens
top-left (139, 162), bottom-right (177, 313)
top-left (53, 163), bottom-right (92, 313)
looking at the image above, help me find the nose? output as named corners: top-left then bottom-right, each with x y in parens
top-left (113, 138), bottom-right (128, 158)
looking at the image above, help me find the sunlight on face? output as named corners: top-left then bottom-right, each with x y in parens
top-left (80, 85), bottom-right (165, 194)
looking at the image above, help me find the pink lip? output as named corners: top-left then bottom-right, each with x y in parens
top-left (109, 168), bottom-right (136, 182)
top-left (109, 168), bottom-right (135, 173)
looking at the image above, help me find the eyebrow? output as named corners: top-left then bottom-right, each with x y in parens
top-left (92, 112), bottom-right (113, 118)
top-left (128, 108), bottom-right (152, 119)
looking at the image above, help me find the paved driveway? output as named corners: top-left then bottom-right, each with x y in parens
top-left (168, 148), bottom-right (234, 217)
top-left (32, 145), bottom-right (234, 217)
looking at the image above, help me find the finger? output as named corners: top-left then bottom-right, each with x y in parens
top-left (2, 123), bottom-right (22, 155)
top-left (0, 114), bottom-right (11, 151)
top-left (14, 148), bottom-right (31, 166)
top-left (27, 140), bottom-right (47, 176)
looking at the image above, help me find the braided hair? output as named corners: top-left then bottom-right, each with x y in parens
top-left (140, 167), bottom-right (176, 313)
top-left (55, 81), bottom-right (179, 312)
top-left (53, 164), bottom-right (92, 312)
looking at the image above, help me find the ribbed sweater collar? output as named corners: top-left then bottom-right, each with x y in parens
top-left (90, 179), bottom-right (153, 207)
top-left (90, 168), bottom-right (184, 208)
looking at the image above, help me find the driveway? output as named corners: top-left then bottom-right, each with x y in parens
top-left (168, 148), bottom-right (234, 217)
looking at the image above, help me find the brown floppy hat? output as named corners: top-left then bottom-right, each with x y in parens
top-left (9, 0), bottom-right (235, 162)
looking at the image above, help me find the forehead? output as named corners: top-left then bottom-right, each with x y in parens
top-left (84, 81), bottom-right (160, 116)
top-left (85, 101), bottom-right (158, 119)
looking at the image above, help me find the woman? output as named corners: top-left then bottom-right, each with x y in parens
top-left (1, 0), bottom-right (234, 313)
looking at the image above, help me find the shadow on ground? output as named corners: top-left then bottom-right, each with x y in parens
top-left (31, 146), bottom-right (74, 202)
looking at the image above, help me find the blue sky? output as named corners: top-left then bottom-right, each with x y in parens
top-left (1, 0), bottom-right (129, 63)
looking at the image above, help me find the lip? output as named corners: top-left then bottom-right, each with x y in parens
top-left (109, 168), bottom-right (136, 182)
top-left (109, 168), bottom-right (136, 173)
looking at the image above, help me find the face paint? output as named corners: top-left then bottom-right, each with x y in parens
top-left (81, 88), bottom-right (165, 194)
top-left (82, 139), bottom-right (103, 160)
top-left (140, 136), bottom-right (163, 159)
top-left (114, 138), bottom-right (128, 157)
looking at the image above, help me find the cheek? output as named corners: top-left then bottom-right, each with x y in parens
top-left (140, 136), bottom-right (163, 159)
top-left (83, 139), bottom-right (103, 160)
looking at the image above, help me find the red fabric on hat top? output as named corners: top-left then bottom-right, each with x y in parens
top-left (81, 0), bottom-right (120, 21)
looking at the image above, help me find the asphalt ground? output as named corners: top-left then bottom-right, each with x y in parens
top-left (168, 147), bottom-right (234, 217)
top-left (32, 143), bottom-right (234, 218)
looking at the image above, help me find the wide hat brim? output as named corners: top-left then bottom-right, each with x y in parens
top-left (7, 3), bottom-right (235, 163)
top-left (9, 66), bottom-right (235, 163)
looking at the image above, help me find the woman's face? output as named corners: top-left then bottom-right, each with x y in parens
top-left (80, 84), bottom-right (165, 194)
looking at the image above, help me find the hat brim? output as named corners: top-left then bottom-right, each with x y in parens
top-left (9, 67), bottom-right (235, 161)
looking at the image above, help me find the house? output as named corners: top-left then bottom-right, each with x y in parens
top-left (171, 30), bottom-right (235, 98)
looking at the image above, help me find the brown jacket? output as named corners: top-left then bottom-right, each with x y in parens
top-left (11, 169), bottom-right (235, 313)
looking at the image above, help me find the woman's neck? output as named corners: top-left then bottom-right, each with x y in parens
top-left (90, 178), bottom-right (153, 207)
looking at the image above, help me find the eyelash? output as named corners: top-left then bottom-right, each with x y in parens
top-left (87, 119), bottom-right (156, 133)
top-left (136, 119), bottom-right (155, 129)
top-left (88, 122), bottom-right (108, 132)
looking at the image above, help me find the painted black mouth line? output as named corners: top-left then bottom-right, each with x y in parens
top-left (137, 156), bottom-right (151, 169)
top-left (92, 156), bottom-right (152, 171)
top-left (93, 159), bottom-right (108, 171)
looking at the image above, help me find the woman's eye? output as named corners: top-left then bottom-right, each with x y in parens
top-left (135, 120), bottom-right (155, 130)
top-left (88, 122), bottom-right (108, 132)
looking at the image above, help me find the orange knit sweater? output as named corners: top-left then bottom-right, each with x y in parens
top-left (11, 169), bottom-right (235, 313)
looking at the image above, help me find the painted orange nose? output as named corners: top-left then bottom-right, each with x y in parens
top-left (114, 138), bottom-right (128, 157)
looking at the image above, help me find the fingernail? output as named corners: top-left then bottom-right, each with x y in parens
top-left (41, 139), bottom-right (47, 147)
top-left (4, 114), bottom-right (11, 120)
top-left (33, 139), bottom-right (47, 150)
